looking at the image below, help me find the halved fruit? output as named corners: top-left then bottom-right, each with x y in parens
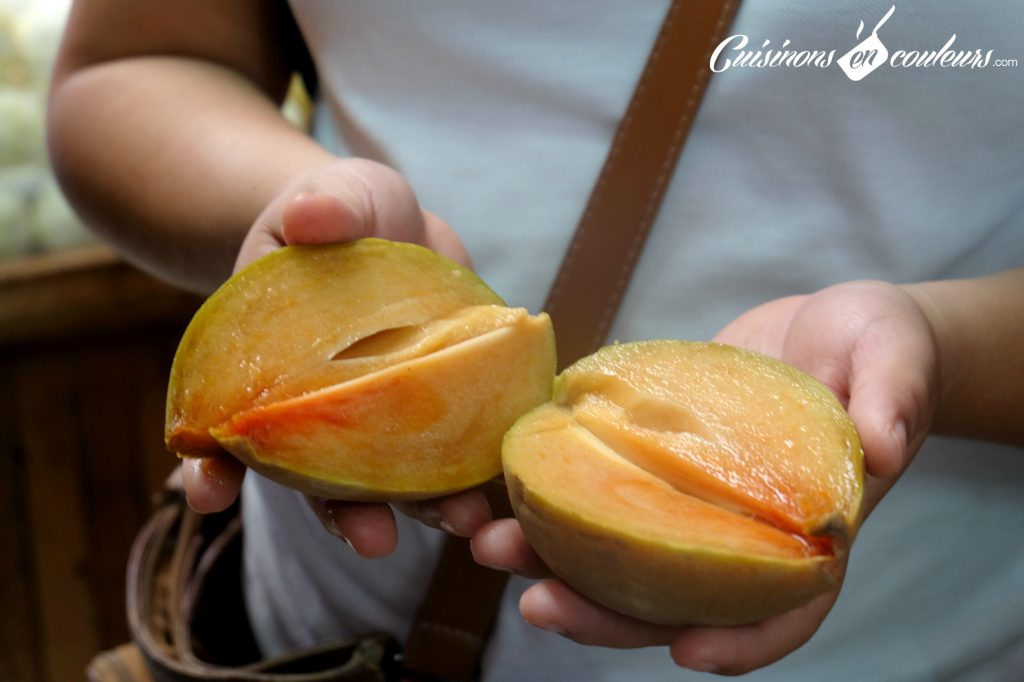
top-left (503, 340), bottom-right (863, 626)
top-left (167, 238), bottom-right (555, 500)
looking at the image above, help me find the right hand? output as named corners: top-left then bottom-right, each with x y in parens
top-left (472, 280), bottom-right (940, 674)
top-left (181, 157), bottom-right (494, 557)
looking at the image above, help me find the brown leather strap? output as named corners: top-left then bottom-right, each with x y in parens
top-left (545, 0), bottom-right (741, 370)
top-left (401, 1), bottom-right (742, 679)
top-left (401, 485), bottom-right (513, 682)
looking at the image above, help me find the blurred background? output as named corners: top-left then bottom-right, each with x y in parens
top-left (0, 0), bottom-right (313, 676)
top-left (0, 2), bottom-right (200, 680)
top-left (0, 2), bottom-right (319, 680)
top-left (0, 0), bottom-right (92, 261)
top-left (0, 0), bottom-right (314, 673)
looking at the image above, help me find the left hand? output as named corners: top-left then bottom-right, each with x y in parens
top-left (472, 279), bottom-right (941, 674)
top-left (181, 158), bottom-right (487, 557)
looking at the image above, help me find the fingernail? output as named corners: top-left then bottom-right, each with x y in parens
top-left (542, 622), bottom-right (567, 637)
top-left (439, 519), bottom-right (456, 535)
top-left (417, 506), bottom-right (445, 531)
top-left (324, 517), bottom-right (346, 542)
top-left (690, 660), bottom-right (719, 673)
top-left (331, 527), bottom-right (356, 551)
top-left (893, 419), bottom-right (907, 447)
top-left (321, 505), bottom-right (353, 549)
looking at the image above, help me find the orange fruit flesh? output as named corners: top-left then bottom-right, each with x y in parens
top-left (211, 314), bottom-right (555, 500)
top-left (508, 404), bottom-right (826, 560)
top-left (554, 342), bottom-right (862, 549)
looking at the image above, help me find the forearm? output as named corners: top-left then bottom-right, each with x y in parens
top-left (48, 56), bottom-right (334, 293)
top-left (904, 268), bottom-right (1024, 444)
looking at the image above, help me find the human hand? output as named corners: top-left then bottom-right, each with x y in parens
top-left (180, 158), bottom-right (492, 557)
top-left (472, 279), bottom-right (940, 674)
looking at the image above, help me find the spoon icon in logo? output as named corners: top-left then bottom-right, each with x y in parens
top-left (838, 5), bottom-right (896, 81)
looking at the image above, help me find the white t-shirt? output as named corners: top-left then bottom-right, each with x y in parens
top-left (242, 2), bottom-right (1024, 680)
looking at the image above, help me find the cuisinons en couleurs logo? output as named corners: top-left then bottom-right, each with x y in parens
top-left (709, 5), bottom-right (1019, 81)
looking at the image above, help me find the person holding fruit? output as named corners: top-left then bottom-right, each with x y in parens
top-left (48, 1), bottom-right (1023, 680)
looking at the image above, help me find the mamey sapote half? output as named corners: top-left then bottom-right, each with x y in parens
top-left (167, 238), bottom-right (555, 501)
top-left (503, 340), bottom-right (863, 626)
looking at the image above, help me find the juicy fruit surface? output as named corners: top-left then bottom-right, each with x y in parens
top-left (502, 340), bottom-right (864, 626)
top-left (557, 341), bottom-right (863, 542)
top-left (167, 238), bottom-right (555, 500)
top-left (507, 405), bottom-right (825, 559)
top-left (167, 239), bottom-right (503, 456)
top-left (215, 317), bottom-right (554, 500)
top-left (505, 405), bottom-right (839, 626)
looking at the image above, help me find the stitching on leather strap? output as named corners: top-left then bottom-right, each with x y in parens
top-left (543, 3), bottom-right (684, 313)
top-left (591, 0), bottom-right (738, 352)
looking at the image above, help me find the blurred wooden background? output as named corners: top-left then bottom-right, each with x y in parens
top-left (0, 246), bottom-right (203, 682)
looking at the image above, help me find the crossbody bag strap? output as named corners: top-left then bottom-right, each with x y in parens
top-left (545, 0), bottom-right (741, 370)
top-left (401, 1), bottom-right (742, 680)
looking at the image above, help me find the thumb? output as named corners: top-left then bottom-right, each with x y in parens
top-left (846, 332), bottom-right (935, 482)
top-left (782, 283), bottom-right (938, 487)
top-left (236, 159), bottom-right (446, 270)
top-left (840, 289), bottom-right (940, 509)
top-left (280, 192), bottom-right (371, 246)
top-left (279, 160), bottom-right (427, 247)
top-left (844, 332), bottom-right (938, 520)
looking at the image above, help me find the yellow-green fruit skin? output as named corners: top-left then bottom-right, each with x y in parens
top-left (502, 340), bottom-right (864, 627)
top-left (506, 468), bottom-right (838, 627)
top-left (166, 238), bottom-right (555, 501)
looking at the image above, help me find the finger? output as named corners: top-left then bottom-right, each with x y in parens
top-left (234, 222), bottom-right (286, 270)
top-left (236, 159), bottom-right (430, 271)
top-left (181, 455), bottom-right (245, 513)
top-left (421, 209), bottom-right (471, 268)
top-left (670, 589), bottom-right (838, 675)
top-left (712, 295), bottom-right (807, 357)
top-left (471, 518), bottom-right (552, 579)
top-left (280, 192), bottom-right (369, 245)
top-left (781, 283), bottom-right (938, 482)
top-left (519, 579), bottom-right (679, 648)
top-left (394, 488), bottom-right (492, 537)
top-left (282, 197), bottom-right (469, 270)
top-left (308, 497), bottom-right (398, 558)
top-left (278, 160), bottom-right (427, 247)
top-left (844, 304), bottom-right (938, 483)
top-left (846, 343), bottom-right (933, 481)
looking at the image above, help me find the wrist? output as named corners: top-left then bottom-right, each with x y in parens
top-left (899, 281), bottom-right (957, 431)
top-left (901, 270), bottom-right (1024, 444)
